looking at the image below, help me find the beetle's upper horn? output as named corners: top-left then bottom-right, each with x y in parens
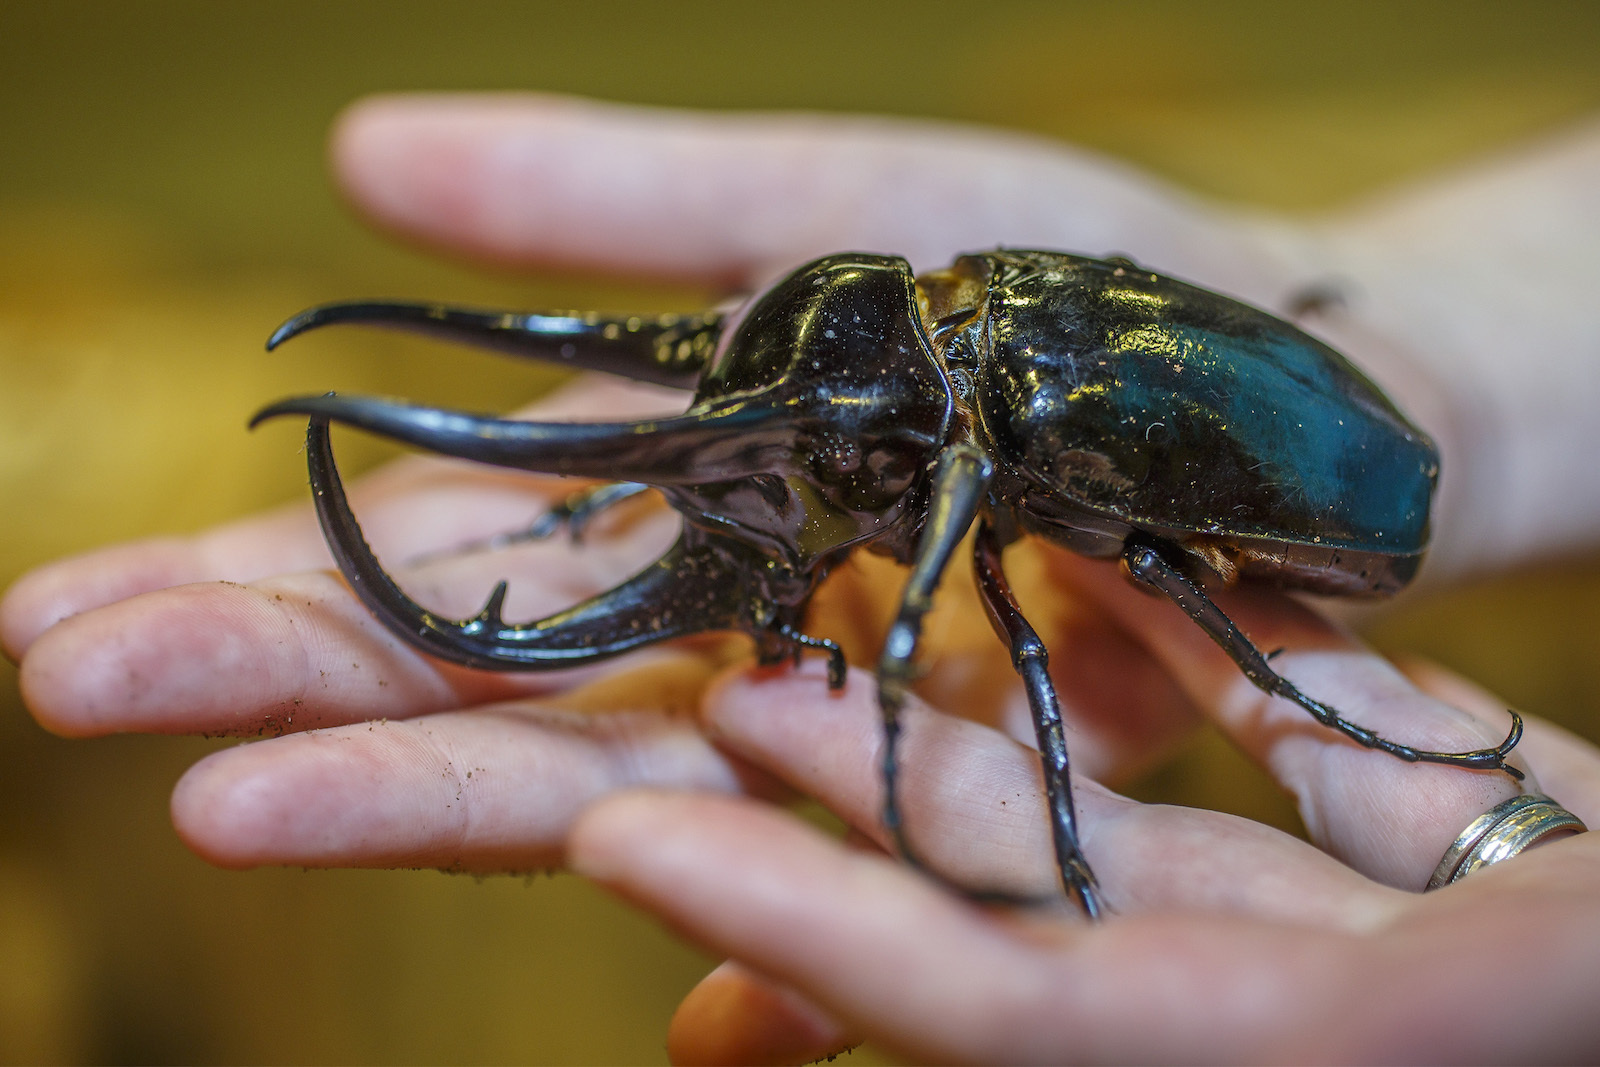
top-left (250, 392), bottom-right (799, 486)
top-left (266, 300), bottom-right (721, 390)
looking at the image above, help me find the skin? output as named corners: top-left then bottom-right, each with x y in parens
top-left (6, 94), bottom-right (1600, 1063)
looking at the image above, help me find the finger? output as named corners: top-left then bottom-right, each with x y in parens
top-left (0, 376), bottom-right (683, 657)
top-left (570, 791), bottom-right (1395, 1065)
top-left (666, 960), bottom-right (858, 1067)
top-left (1294, 832), bottom-right (1600, 1065)
top-left (571, 790), bottom-right (1054, 1064)
top-left (21, 572), bottom-right (493, 738)
top-left (583, 791), bottom-right (1600, 1064)
top-left (20, 498), bottom-right (680, 738)
top-left (1, 468), bottom-right (563, 660)
top-left (172, 698), bottom-right (747, 872)
top-left (1047, 549), bottom-right (1528, 891)
top-left (801, 543), bottom-right (1203, 787)
top-left (1033, 589), bottom-right (1204, 785)
top-left (330, 93), bottom-right (1277, 288)
top-left (1396, 656), bottom-right (1600, 821)
top-left (704, 662), bottom-right (1391, 924)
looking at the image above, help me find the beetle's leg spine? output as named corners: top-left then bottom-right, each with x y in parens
top-left (1123, 540), bottom-right (1524, 778)
top-left (974, 521), bottom-right (1104, 920)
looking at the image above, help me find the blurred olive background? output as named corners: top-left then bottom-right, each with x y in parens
top-left (4, 1), bottom-right (1600, 1063)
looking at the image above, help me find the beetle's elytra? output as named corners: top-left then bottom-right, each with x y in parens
top-left (255, 249), bottom-right (1523, 918)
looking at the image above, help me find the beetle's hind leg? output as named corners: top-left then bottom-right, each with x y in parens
top-left (974, 521), bottom-right (1104, 919)
top-left (406, 481), bottom-right (651, 565)
top-left (1121, 540), bottom-right (1524, 777)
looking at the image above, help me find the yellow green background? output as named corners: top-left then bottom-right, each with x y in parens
top-left (3, 2), bottom-right (1600, 1062)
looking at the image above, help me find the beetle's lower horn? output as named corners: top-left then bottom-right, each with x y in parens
top-left (251, 392), bottom-right (795, 486)
top-left (267, 300), bottom-right (721, 390)
top-left (299, 416), bottom-right (761, 671)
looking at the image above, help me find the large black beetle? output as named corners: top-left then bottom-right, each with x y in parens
top-left (254, 250), bottom-right (1522, 918)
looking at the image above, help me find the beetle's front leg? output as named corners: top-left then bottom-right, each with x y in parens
top-left (877, 443), bottom-right (992, 873)
top-left (1121, 539), bottom-right (1524, 777)
top-left (406, 481), bottom-right (653, 566)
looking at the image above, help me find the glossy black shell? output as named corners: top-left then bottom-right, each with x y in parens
top-left (932, 251), bottom-right (1438, 595)
top-left (256, 248), bottom-right (1490, 922)
top-left (665, 253), bottom-right (951, 575)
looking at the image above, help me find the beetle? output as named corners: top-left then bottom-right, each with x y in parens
top-left (253, 249), bottom-right (1523, 918)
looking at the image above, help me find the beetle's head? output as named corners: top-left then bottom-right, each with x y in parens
top-left (253, 254), bottom-right (954, 579)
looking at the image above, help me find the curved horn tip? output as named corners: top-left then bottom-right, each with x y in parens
top-left (267, 300), bottom-right (447, 351)
top-left (265, 309), bottom-right (326, 351)
top-left (267, 301), bottom-right (393, 350)
top-left (248, 391), bottom-right (338, 430)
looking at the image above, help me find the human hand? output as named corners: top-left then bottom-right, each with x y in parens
top-left (6, 92), bottom-right (1599, 1063)
top-left (583, 554), bottom-right (1598, 1064)
top-left (323, 93), bottom-right (1600, 581)
top-left (0, 90), bottom-right (1326, 864)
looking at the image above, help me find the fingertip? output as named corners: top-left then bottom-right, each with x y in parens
top-left (15, 580), bottom-right (306, 739)
top-left (168, 724), bottom-right (429, 871)
top-left (170, 746), bottom-right (274, 869)
top-left (1, 537), bottom-right (200, 660)
top-left (667, 960), bottom-right (857, 1067)
top-left (16, 622), bottom-right (106, 738)
top-left (329, 91), bottom-right (592, 268)
top-left (565, 788), bottom-right (684, 887)
top-left (329, 92), bottom-right (466, 250)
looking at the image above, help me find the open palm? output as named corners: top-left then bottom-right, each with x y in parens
top-left (6, 95), bottom-right (1600, 1063)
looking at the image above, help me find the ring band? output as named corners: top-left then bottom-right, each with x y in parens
top-left (1427, 792), bottom-right (1587, 890)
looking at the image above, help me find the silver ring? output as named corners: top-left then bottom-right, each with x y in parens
top-left (1427, 792), bottom-right (1587, 890)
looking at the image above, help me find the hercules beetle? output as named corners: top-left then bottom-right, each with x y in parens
top-left (254, 250), bottom-right (1523, 918)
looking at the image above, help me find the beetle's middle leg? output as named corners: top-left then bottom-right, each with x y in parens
top-left (1121, 539), bottom-right (1524, 777)
top-left (973, 520), bottom-right (1104, 919)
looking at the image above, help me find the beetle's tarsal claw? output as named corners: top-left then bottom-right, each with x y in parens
top-left (1493, 712), bottom-right (1526, 779)
top-left (825, 646), bottom-right (846, 689)
top-left (1501, 711), bottom-right (1524, 754)
top-left (775, 624), bottom-right (847, 689)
